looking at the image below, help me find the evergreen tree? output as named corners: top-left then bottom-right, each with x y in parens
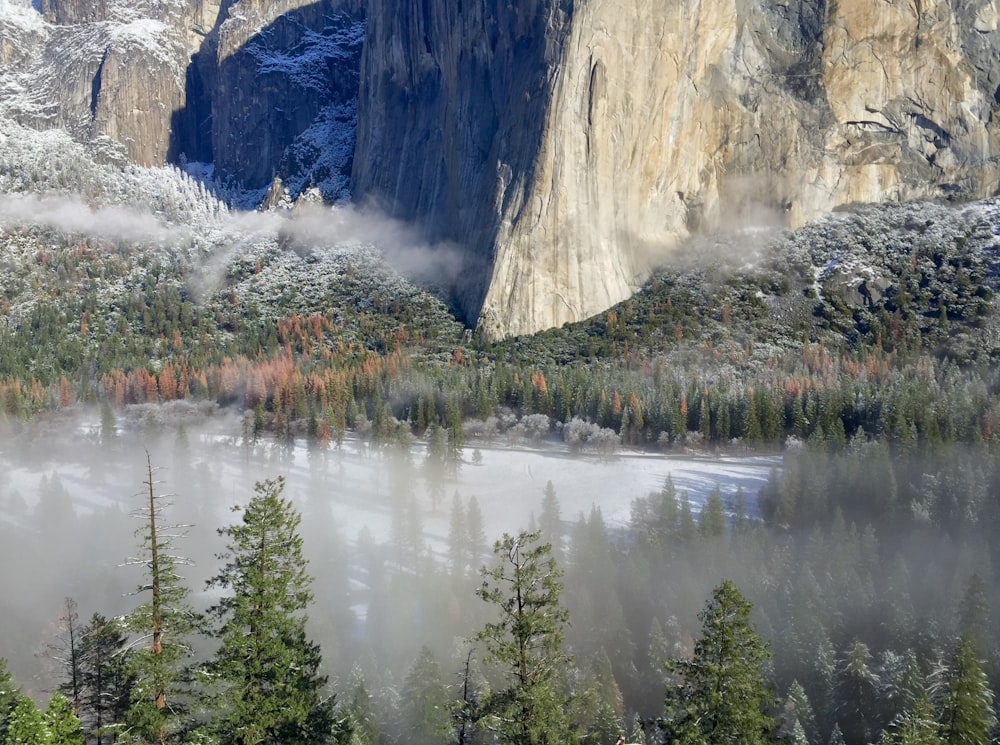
top-left (879, 649), bottom-right (925, 732)
top-left (475, 530), bottom-right (571, 745)
top-left (538, 481), bottom-right (563, 563)
top-left (425, 424), bottom-right (448, 510)
top-left (655, 475), bottom-right (680, 549)
top-left (663, 580), bottom-right (777, 745)
top-left (466, 496), bottom-right (487, 568)
top-left (698, 485), bottom-right (727, 539)
top-left (639, 616), bottom-right (678, 717)
top-left (79, 613), bottom-right (132, 745)
top-left (205, 476), bottom-right (342, 745)
top-left (782, 681), bottom-right (819, 745)
top-left (45, 694), bottom-right (83, 745)
top-left (446, 399), bottom-right (464, 471)
top-left (956, 575), bottom-right (990, 656)
top-left (832, 640), bottom-right (880, 745)
top-left (731, 486), bottom-right (750, 535)
top-left (100, 401), bottom-right (118, 446)
top-left (932, 637), bottom-right (996, 745)
top-left (579, 648), bottom-right (624, 727)
top-left (892, 694), bottom-right (943, 745)
top-left (629, 712), bottom-right (647, 745)
top-left (401, 647), bottom-right (451, 745)
top-left (344, 666), bottom-right (379, 745)
top-left (6, 697), bottom-right (49, 745)
top-left (677, 494), bottom-right (697, 545)
top-left (122, 454), bottom-right (200, 745)
top-left (579, 699), bottom-right (622, 745)
top-left (566, 507), bottom-right (632, 671)
top-left (0, 662), bottom-right (24, 743)
top-left (42, 598), bottom-right (84, 718)
top-left (828, 723), bottom-right (847, 745)
top-left (787, 720), bottom-right (809, 745)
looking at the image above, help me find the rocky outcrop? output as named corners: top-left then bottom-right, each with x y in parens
top-left (353, 0), bottom-right (1000, 339)
top-left (19, 1), bottom-right (195, 164)
top-left (0, 1), bottom-right (48, 69)
top-left (6, 0), bottom-right (1000, 340)
top-left (2, 0), bottom-right (363, 197)
top-left (207, 0), bottom-right (364, 191)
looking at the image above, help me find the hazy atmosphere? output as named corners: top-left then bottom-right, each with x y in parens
top-left (0, 404), bottom-right (776, 689)
top-left (4, 1), bottom-right (1000, 744)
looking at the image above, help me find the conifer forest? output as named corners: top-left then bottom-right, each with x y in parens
top-left (2, 125), bottom-right (1000, 745)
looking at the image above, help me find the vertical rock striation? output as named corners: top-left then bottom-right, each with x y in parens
top-left (353, 0), bottom-right (1000, 339)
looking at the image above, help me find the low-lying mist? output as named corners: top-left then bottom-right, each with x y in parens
top-left (0, 190), bottom-right (467, 302)
top-left (0, 403), bottom-right (773, 693)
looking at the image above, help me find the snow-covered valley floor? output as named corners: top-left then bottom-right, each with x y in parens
top-left (0, 410), bottom-right (777, 546)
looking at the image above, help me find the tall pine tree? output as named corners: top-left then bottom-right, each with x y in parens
top-left (475, 530), bottom-right (571, 745)
top-left (122, 454), bottom-right (200, 745)
top-left (205, 476), bottom-right (344, 745)
top-left (79, 614), bottom-right (132, 745)
top-left (933, 637), bottom-right (996, 745)
top-left (45, 694), bottom-right (84, 745)
top-left (663, 580), bottom-right (777, 745)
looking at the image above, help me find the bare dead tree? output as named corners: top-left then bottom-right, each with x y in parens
top-left (120, 451), bottom-right (200, 745)
top-left (38, 597), bottom-right (83, 714)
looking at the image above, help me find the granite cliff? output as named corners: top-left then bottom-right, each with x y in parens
top-left (3, 0), bottom-right (1000, 338)
top-left (0, 0), bottom-right (363, 197)
top-left (353, 0), bottom-right (1000, 338)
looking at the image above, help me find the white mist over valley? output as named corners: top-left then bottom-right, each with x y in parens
top-left (0, 405), bottom-right (775, 688)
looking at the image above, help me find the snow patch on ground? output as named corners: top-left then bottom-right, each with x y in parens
top-left (0, 414), bottom-right (778, 552)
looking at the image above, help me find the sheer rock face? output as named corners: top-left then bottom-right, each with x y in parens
top-left (7, 0), bottom-right (364, 190)
top-left (6, 0), bottom-right (1000, 340)
top-left (353, 0), bottom-right (1000, 339)
top-left (208, 0), bottom-right (364, 187)
top-left (3, 1), bottom-right (193, 165)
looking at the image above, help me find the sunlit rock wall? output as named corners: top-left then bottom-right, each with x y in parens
top-left (353, 0), bottom-right (1000, 339)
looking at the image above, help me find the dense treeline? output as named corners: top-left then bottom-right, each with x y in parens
top-left (4, 200), bottom-right (1000, 462)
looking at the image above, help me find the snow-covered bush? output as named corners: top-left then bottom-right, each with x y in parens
top-left (463, 416), bottom-right (498, 442)
top-left (563, 417), bottom-right (620, 456)
top-left (521, 414), bottom-right (551, 440)
top-left (682, 430), bottom-right (704, 448)
top-left (508, 413), bottom-right (551, 444)
top-left (495, 408), bottom-right (518, 433)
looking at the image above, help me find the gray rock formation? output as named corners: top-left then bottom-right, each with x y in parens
top-left (1, 0), bottom-right (363, 198)
top-left (5, 0), bottom-right (1000, 340)
top-left (204, 0), bottom-right (363, 192)
top-left (353, 0), bottom-right (1000, 339)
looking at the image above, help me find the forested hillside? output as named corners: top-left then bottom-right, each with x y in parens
top-left (2, 115), bottom-right (1000, 745)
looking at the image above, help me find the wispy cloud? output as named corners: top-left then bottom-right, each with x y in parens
top-left (0, 193), bottom-right (183, 243)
